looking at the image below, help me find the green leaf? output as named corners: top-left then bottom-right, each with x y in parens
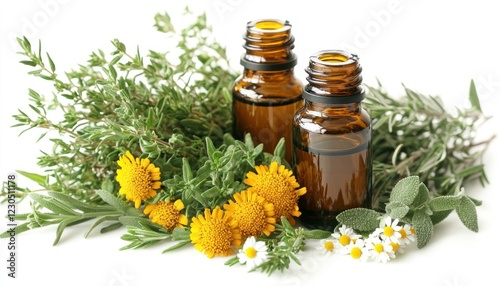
top-left (46, 52), bottom-right (56, 72)
top-left (273, 137), bottom-right (286, 159)
top-left (429, 194), bottom-right (463, 212)
top-left (455, 196), bottom-right (478, 232)
top-left (336, 208), bottom-right (382, 232)
top-left (468, 79), bottom-right (482, 112)
top-left (430, 210), bottom-right (453, 225)
top-left (16, 170), bottom-right (47, 186)
top-left (29, 193), bottom-right (78, 216)
top-left (303, 229), bottom-right (331, 239)
top-left (162, 240), bottom-right (191, 253)
top-left (390, 176), bottom-right (420, 206)
top-left (412, 210), bottom-right (433, 248)
top-left (413, 183), bottom-right (430, 207)
top-left (84, 215), bottom-right (121, 238)
top-left (182, 157), bottom-right (193, 182)
top-left (385, 201), bottom-right (410, 219)
top-left (95, 189), bottom-right (141, 216)
top-left (53, 217), bottom-right (83, 245)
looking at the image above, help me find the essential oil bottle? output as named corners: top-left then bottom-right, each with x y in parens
top-left (232, 19), bottom-right (303, 163)
top-left (292, 50), bottom-right (372, 231)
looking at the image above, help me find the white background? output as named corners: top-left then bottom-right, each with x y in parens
top-left (1, 0), bottom-right (499, 285)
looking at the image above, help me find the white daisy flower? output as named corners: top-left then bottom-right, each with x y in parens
top-left (332, 225), bottom-right (362, 247)
top-left (317, 238), bottom-right (342, 255)
top-left (374, 216), bottom-right (402, 244)
top-left (345, 238), bottom-right (369, 262)
top-left (398, 223), bottom-right (416, 245)
top-left (366, 235), bottom-right (395, 263)
top-left (237, 236), bottom-right (268, 270)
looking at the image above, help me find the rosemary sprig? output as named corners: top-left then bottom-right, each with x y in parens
top-left (364, 81), bottom-right (493, 211)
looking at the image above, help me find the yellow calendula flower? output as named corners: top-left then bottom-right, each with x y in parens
top-left (224, 189), bottom-right (276, 238)
top-left (143, 199), bottom-right (188, 231)
top-left (190, 206), bottom-right (242, 259)
top-left (244, 161), bottom-right (306, 225)
top-left (116, 151), bottom-right (161, 208)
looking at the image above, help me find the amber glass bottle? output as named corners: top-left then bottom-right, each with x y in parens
top-left (232, 19), bottom-right (303, 163)
top-left (292, 50), bottom-right (372, 231)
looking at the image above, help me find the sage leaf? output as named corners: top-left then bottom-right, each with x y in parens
top-left (390, 176), bottom-right (420, 206)
top-left (429, 194), bottom-right (462, 212)
top-left (336, 208), bottom-right (382, 232)
top-left (303, 229), bottom-right (332, 239)
top-left (413, 183), bottom-right (430, 207)
top-left (412, 210), bottom-right (433, 249)
top-left (456, 196), bottom-right (478, 232)
top-left (385, 201), bottom-right (410, 219)
top-left (430, 210), bottom-right (453, 225)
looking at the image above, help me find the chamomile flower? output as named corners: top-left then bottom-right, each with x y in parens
top-left (332, 225), bottom-right (361, 247)
top-left (366, 235), bottom-right (395, 263)
top-left (375, 216), bottom-right (402, 244)
top-left (237, 236), bottom-right (268, 270)
top-left (317, 238), bottom-right (342, 255)
top-left (398, 223), bottom-right (416, 245)
top-left (345, 239), bottom-right (369, 262)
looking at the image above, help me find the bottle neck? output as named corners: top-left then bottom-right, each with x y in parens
top-left (305, 101), bottom-right (361, 114)
top-left (241, 68), bottom-right (296, 82)
top-left (240, 19), bottom-right (297, 71)
top-left (304, 50), bottom-right (363, 100)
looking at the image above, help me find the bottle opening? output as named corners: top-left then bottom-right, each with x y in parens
top-left (318, 53), bottom-right (349, 63)
top-left (254, 20), bottom-right (285, 31)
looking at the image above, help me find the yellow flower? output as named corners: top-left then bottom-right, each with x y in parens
top-left (144, 199), bottom-right (188, 231)
top-left (116, 151), bottom-right (161, 208)
top-left (190, 206), bottom-right (242, 258)
top-left (244, 161), bottom-right (306, 226)
top-left (224, 189), bottom-right (276, 238)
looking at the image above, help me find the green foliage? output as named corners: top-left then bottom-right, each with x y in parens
top-left (7, 11), bottom-right (237, 203)
top-left (338, 176), bottom-right (479, 248)
top-left (365, 81), bottom-right (493, 211)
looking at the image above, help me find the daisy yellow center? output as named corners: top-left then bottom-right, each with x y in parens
top-left (390, 242), bottom-right (400, 252)
top-left (245, 247), bottom-right (257, 259)
top-left (232, 201), bottom-right (268, 237)
top-left (244, 162), bottom-right (306, 225)
top-left (252, 173), bottom-right (296, 218)
top-left (146, 201), bottom-right (182, 230)
top-left (350, 247), bottom-right (362, 259)
top-left (190, 207), bottom-right (241, 258)
top-left (323, 241), bottom-right (334, 252)
top-left (410, 228), bottom-right (416, 234)
top-left (339, 234), bottom-right (351, 246)
top-left (374, 243), bottom-right (384, 253)
top-left (399, 229), bottom-right (407, 239)
top-left (116, 151), bottom-right (160, 208)
top-left (122, 165), bottom-right (153, 196)
top-left (383, 226), bottom-right (394, 237)
top-left (202, 220), bottom-right (234, 254)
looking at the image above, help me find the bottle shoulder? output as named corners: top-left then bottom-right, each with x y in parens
top-left (293, 106), bottom-right (371, 134)
top-left (233, 73), bottom-right (303, 100)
